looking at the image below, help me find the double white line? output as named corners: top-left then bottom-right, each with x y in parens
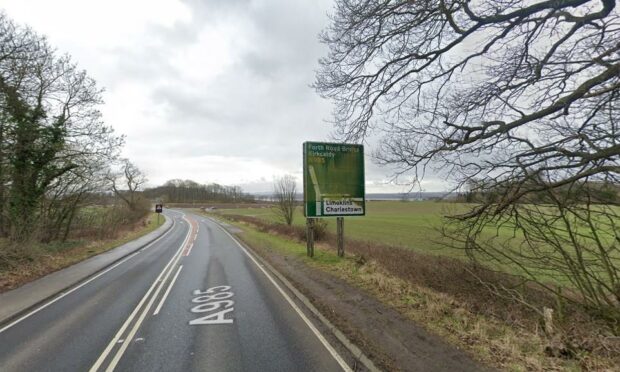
top-left (89, 215), bottom-right (193, 372)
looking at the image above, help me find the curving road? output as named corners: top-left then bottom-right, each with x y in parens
top-left (0, 210), bottom-right (350, 372)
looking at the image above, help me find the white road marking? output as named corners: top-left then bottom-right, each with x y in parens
top-left (189, 307), bottom-right (234, 325)
top-left (90, 214), bottom-right (192, 372)
top-left (153, 265), bottom-right (183, 315)
top-left (106, 236), bottom-right (188, 371)
top-left (189, 286), bottom-right (235, 325)
top-left (207, 218), bottom-right (353, 372)
top-left (184, 242), bottom-right (194, 257)
top-left (0, 217), bottom-right (176, 335)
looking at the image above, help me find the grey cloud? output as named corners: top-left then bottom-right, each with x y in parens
top-left (123, 0), bottom-right (339, 181)
top-left (84, 0), bottom-right (440, 191)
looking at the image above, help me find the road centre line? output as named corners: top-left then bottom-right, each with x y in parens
top-left (182, 217), bottom-right (199, 256)
top-left (106, 243), bottom-right (186, 372)
top-left (90, 214), bottom-right (192, 372)
top-left (206, 217), bottom-right (353, 372)
top-left (184, 242), bottom-right (194, 257)
top-left (153, 265), bottom-right (183, 316)
top-left (0, 216), bottom-right (177, 335)
top-left (108, 217), bottom-right (194, 368)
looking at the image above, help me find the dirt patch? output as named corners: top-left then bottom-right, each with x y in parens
top-left (237, 232), bottom-right (490, 372)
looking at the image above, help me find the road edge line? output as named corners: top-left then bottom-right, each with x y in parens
top-left (206, 216), bottom-right (381, 372)
top-left (0, 213), bottom-right (176, 333)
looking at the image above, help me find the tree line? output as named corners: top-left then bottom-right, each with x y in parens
top-left (0, 12), bottom-right (148, 246)
top-left (144, 179), bottom-right (255, 204)
top-left (460, 180), bottom-right (620, 204)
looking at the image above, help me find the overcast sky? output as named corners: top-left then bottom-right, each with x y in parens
top-left (0, 0), bottom-right (447, 193)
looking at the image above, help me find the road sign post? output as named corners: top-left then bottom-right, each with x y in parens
top-left (155, 204), bottom-right (163, 225)
top-left (337, 217), bottom-right (344, 257)
top-left (306, 218), bottom-right (315, 257)
top-left (303, 142), bottom-right (365, 258)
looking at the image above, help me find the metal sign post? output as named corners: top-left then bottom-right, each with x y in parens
top-left (337, 217), bottom-right (344, 257)
top-left (155, 204), bottom-right (163, 225)
top-left (306, 218), bottom-right (315, 257)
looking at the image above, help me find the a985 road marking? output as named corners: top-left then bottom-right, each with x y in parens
top-left (189, 285), bottom-right (235, 325)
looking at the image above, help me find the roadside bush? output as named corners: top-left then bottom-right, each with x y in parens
top-left (220, 214), bottom-right (332, 243)
top-left (68, 201), bottom-right (149, 241)
top-left (313, 219), bottom-right (329, 241)
top-left (0, 241), bottom-right (30, 271)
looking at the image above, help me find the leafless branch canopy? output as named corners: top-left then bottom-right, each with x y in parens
top-left (316, 0), bottom-right (620, 328)
top-left (316, 0), bottom-right (619, 197)
top-left (107, 159), bottom-right (147, 211)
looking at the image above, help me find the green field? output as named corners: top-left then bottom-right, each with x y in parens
top-left (212, 201), bottom-right (619, 287)
top-left (216, 201), bottom-right (468, 253)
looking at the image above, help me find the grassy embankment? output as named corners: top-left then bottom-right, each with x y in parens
top-left (0, 211), bottom-right (165, 293)
top-left (200, 202), bottom-right (619, 371)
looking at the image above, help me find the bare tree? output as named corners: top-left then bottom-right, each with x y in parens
top-left (273, 175), bottom-right (297, 226)
top-left (107, 159), bottom-right (147, 211)
top-left (315, 1), bottom-right (620, 328)
top-left (0, 12), bottom-right (123, 241)
top-left (40, 156), bottom-right (110, 242)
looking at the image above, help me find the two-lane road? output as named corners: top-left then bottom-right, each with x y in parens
top-left (0, 210), bottom-right (351, 372)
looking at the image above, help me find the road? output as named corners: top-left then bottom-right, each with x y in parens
top-left (0, 210), bottom-right (351, 372)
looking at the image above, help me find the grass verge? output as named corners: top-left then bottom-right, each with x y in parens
top-left (203, 212), bottom-right (619, 371)
top-left (0, 212), bottom-right (165, 293)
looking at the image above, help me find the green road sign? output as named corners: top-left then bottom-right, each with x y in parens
top-left (303, 141), bottom-right (365, 217)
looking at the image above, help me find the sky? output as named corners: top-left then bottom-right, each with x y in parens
top-left (0, 0), bottom-right (447, 193)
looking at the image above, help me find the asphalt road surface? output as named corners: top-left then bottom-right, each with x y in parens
top-left (0, 210), bottom-right (351, 372)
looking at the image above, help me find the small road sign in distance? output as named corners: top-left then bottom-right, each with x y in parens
top-left (155, 204), bottom-right (163, 213)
